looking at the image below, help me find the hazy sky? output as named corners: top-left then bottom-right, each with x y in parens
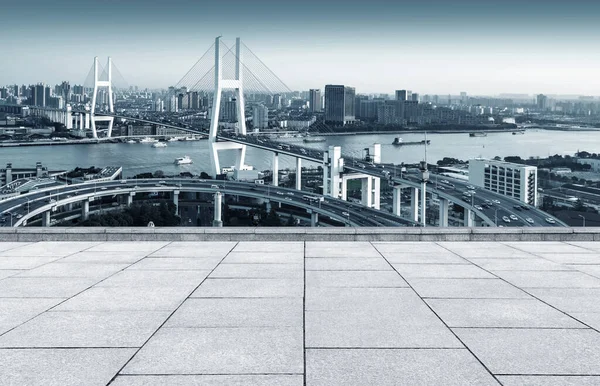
top-left (3, 0), bottom-right (600, 95)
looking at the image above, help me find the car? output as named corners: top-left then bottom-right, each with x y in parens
top-left (492, 199), bottom-right (501, 204)
top-left (513, 205), bottom-right (522, 211)
top-left (440, 179), bottom-right (449, 184)
top-left (133, 186), bottom-right (139, 189)
top-left (342, 211), bottom-right (349, 216)
top-left (199, 179), bottom-right (206, 182)
top-left (276, 191), bottom-right (284, 195)
top-left (286, 192), bottom-right (294, 196)
top-left (462, 192), bottom-right (472, 197)
top-left (502, 216), bottom-right (511, 223)
top-left (101, 187), bottom-right (107, 190)
top-left (474, 205), bottom-right (483, 210)
top-left (466, 185), bottom-right (476, 190)
top-left (16, 214), bottom-right (23, 219)
top-left (284, 197), bottom-right (293, 201)
top-left (509, 214), bottom-right (518, 221)
top-left (120, 180), bottom-right (127, 184)
top-left (158, 180), bottom-right (167, 184)
top-left (438, 186), bottom-right (446, 190)
top-left (545, 217), bottom-right (556, 224)
top-left (521, 205), bottom-right (531, 210)
top-left (526, 217), bottom-right (534, 224)
top-left (485, 200), bottom-right (492, 205)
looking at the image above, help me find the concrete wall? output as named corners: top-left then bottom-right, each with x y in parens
top-left (1, 227), bottom-right (599, 242)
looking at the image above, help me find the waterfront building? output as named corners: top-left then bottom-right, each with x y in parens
top-left (309, 89), bottom-right (322, 112)
top-left (324, 85), bottom-right (355, 125)
top-left (469, 158), bottom-right (538, 206)
top-left (537, 94), bottom-right (548, 110)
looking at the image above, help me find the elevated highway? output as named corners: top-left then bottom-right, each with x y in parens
top-left (0, 179), bottom-right (419, 228)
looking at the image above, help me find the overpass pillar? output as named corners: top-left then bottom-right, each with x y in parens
top-left (410, 187), bottom-right (419, 222)
top-left (439, 198), bottom-right (449, 227)
top-left (310, 210), bottom-right (318, 227)
top-left (372, 177), bottom-right (381, 210)
top-left (85, 110), bottom-right (90, 129)
top-left (79, 114), bottom-right (84, 130)
top-left (420, 182), bottom-right (427, 226)
top-left (295, 158), bottom-right (302, 190)
top-left (213, 192), bottom-right (223, 227)
top-left (173, 191), bottom-right (179, 214)
top-left (465, 208), bottom-right (474, 227)
top-left (361, 177), bottom-right (373, 208)
top-left (127, 193), bottom-right (134, 206)
top-left (265, 200), bottom-right (272, 213)
top-left (272, 153), bottom-right (279, 186)
top-left (81, 199), bottom-right (90, 221)
top-left (42, 211), bottom-right (51, 227)
top-left (392, 186), bottom-right (402, 216)
top-left (66, 105), bottom-right (73, 129)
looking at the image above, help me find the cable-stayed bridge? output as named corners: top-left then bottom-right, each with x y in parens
top-left (25, 37), bottom-right (563, 228)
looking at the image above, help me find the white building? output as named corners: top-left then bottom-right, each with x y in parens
top-left (252, 105), bottom-right (269, 129)
top-left (469, 158), bottom-right (538, 206)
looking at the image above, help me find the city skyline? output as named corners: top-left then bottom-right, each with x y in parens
top-left (3, 0), bottom-right (600, 94)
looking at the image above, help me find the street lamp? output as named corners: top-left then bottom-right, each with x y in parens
top-left (578, 214), bottom-right (586, 227)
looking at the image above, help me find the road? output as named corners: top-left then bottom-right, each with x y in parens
top-left (0, 178), bottom-right (418, 228)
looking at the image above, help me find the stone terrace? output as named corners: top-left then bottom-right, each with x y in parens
top-left (1, 239), bottom-right (600, 385)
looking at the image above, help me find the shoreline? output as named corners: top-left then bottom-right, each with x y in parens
top-left (1, 127), bottom-right (598, 147)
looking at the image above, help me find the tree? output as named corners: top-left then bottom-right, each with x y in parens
top-left (153, 170), bottom-right (165, 178)
top-left (200, 172), bottom-right (211, 180)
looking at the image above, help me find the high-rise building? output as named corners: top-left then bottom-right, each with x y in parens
top-left (469, 158), bottom-right (538, 206)
top-left (32, 83), bottom-right (46, 107)
top-left (411, 93), bottom-right (420, 103)
top-left (309, 89), bottom-right (322, 112)
top-left (220, 98), bottom-right (238, 121)
top-left (252, 104), bottom-right (269, 130)
top-left (395, 90), bottom-right (411, 102)
top-left (536, 94), bottom-right (548, 110)
top-left (324, 85), bottom-right (355, 125)
top-left (272, 94), bottom-right (282, 109)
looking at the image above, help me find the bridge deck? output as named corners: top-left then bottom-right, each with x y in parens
top-left (0, 238), bottom-right (599, 385)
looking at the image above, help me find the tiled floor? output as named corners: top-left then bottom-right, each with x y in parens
top-left (0, 241), bottom-right (600, 385)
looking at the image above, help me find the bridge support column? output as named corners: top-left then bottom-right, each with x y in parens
top-left (81, 200), bottom-right (90, 221)
top-left (465, 208), bottom-right (474, 227)
top-left (272, 153), bottom-right (279, 186)
top-left (410, 187), bottom-right (419, 222)
top-left (265, 200), bottom-right (272, 213)
top-left (213, 192), bottom-right (223, 227)
top-left (361, 177), bottom-right (373, 208)
top-left (173, 191), bottom-right (179, 215)
top-left (439, 198), bottom-right (449, 227)
top-left (420, 182), bottom-right (427, 226)
top-left (42, 211), bottom-right (51, 227)
top-left (85, 110), bottom-right (90, 129)
top-left (127, 193), bottom-right (133, 206)
top-left (392, 186), bottom-right (402, 216)
top-left (66, 105), bottom-right (73, 130)
top-left (372, 177), bottom-right (381, 210)
top-left (310, 210), bottom-right (318, 227)
top-left (295, 158), bottom-right (302, 190)
top-left (79, 114), bottom-right (84, 130)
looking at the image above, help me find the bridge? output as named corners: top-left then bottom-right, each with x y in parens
top-left (0, 178), bottom-right (419, 228)
top-left (21, 36), bottom-right (564, 228)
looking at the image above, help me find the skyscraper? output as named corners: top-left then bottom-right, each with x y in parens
top-left (537, 94), bottom-right (548, 110)
top-left (324, 85), bottom-right (355, 125)
top-left (309, 89), bottom-right (322, 112)
top-left (33, 83), bottom-right (46, 107)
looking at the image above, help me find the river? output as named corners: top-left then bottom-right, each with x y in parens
top-left (0, 130), bottom-right (598, 176)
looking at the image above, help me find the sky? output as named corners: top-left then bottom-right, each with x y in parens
top-left (3, 0), bottom-right (600, 95)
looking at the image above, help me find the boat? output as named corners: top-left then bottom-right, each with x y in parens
top-left (512, 131), bottom-right (525, 135)
top-left (125, 139), bottom-right (137, 144)
top-left (469, 132), bottom-right (487, 137)
top-left (152, 142), bottom-right (167, 148)
top-left (392, 137), bottom-right (430, 146)
top-left (168, 137), bottom-right (181, 142)
top-left (139, 137), bottom-right (158, 143)
top-left (303, 136), bottom-right (326, 143)
top-left (174, 156), bottom-right (193, 165)
top-left (184, 136), bottom-right (200, 141)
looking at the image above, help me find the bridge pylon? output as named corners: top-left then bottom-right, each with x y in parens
top-left (208, 37), bottom-right (248, 177)
top-left (90, 56), bottom-right (115, 138)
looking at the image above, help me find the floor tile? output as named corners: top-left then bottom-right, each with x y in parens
top-left (192, 278), bottom-right (303, 298)
top-left (111, 375), bottom-right (304, 386)
top-left (0, 298), bottom-right (64, 335)
top-left (408, 278), bottom-right (529, 299)
top-left (306, 270), bottom-right (408, 288)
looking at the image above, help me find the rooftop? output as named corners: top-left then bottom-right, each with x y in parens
top-left (1, 235), bottom-right (600, 385)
